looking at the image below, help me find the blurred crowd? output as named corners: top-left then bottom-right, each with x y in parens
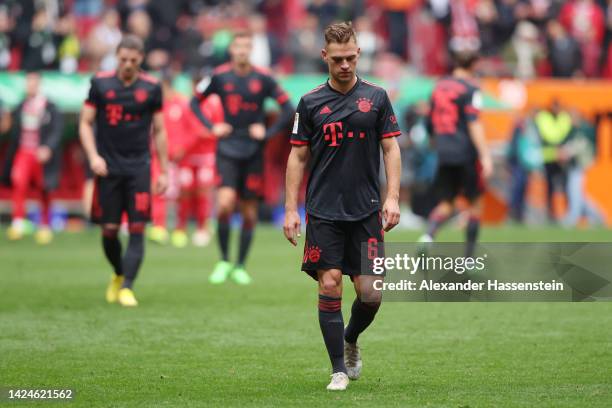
top-left (2, 0), bottom-right (612, 78)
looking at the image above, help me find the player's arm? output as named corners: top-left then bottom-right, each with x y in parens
top-left (378, 91), bottom-right (402, 231)
top-left (262, 100), bottom-right (294, 141)
top-left (190, 75), bottom-right (232, 138)
top-left (466, 91), bottom-right (492, 178)
top-left (79, 103), bottom-right (108, 177)
top-left (189, 95), bottom-right (214, 130)
top-left (38, 102), bottom-right (63, 164)
top-left (381, 137), bottom-right (401, 232)
top-left (0, 105), bottom-right (11, 134)
top-left (152, 110), bottom-right (169, 194)
top-left (284, 144), bottom-right (310, 246)
top-left (252, 78), bottom-right (293, 141)
top-left (284, 99), bottom-right (311, 246)
top-left (263, 79), bottom-right (294, 140)
top-left (468, 120), bottom-right (492, 178)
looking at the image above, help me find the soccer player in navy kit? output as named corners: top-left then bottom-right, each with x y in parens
top-left (79, 35), bottom-right (169, 307)
top-left (419, 51), bottom-right (493, 257)
top-left (191, 31), bottom-right (294, 285)
top-left (284, 22), bottom-right (401, 391)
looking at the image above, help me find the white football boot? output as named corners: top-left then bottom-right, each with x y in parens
top-left (326, 372), bottom-right (349, 391)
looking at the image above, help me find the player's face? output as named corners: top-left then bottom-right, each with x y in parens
top-left (25, 73), bottom-right (41, 97)
top-left (116, 47), bottom-right (143, 81)
top-left (229, 36), bottom-right (253, 65)
top-left (322, 40), bottom-right (360, 85)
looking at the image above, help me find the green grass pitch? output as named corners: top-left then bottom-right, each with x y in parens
top-left (1, 225), bottom-right (612, 407)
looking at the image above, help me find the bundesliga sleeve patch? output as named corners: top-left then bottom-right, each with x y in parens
top-left (292, 112), bottom-right (299, 134)
top-left (472, 91), bottom-right (483, 110)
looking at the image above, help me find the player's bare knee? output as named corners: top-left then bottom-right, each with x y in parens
top-left (439, 201), bottom-right (453, 215)
top-left (320, 283), bottom-right (341, 298)
top-left (467, 201), bottom-right (482, 217)
top-left (217, 202), bottom-right (234, 218)
top-left (242, 210), bottom-right (258, 229)
top-left (318, 271), bottom-right (342, 297)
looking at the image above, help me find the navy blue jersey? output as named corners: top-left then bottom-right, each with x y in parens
top-left (428, 76), bottom-right (481, 164)
top-left (291, 78), bottom-right (401, 221)
top-left (195, 63), bottom-right (290, 159)
top-left (85, 71), bottom-right (162, 175)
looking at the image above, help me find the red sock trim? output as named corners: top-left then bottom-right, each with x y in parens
top-left (319, 296), bottom-right (342, 313)
top-left (128, 223), bottom-right (145, 234)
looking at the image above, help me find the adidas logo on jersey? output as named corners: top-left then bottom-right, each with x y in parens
top-left (319, 106), bottom-right (332, 115)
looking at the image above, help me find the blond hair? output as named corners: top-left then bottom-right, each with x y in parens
top-left (324, 21), bottom-right (357, 45)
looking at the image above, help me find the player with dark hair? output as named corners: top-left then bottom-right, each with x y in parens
top-left (284, 21), bottom-right (401, 391)
top-left (79, 34), bottom-right (168, 307)
top-left (191, 30), bottom-right (294, 285)
top-left (418, 50), bottom-right (493, 256)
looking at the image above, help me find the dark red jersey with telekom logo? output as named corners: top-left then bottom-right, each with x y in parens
top-left (85, 71), bottom-right (162, 175)
top-left (291, 77), bottom-right (401, 221)
top-left (428, 76), bottom-right (481, 165)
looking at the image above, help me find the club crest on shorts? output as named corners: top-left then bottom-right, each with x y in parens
top-left (357, 97), bottom-right (373, 113)
top-left (304, 245), bottom-right (322, 263)
top-left (134, 89), bottom-right (148, 103)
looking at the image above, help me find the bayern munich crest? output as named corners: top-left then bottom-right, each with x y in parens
top-left (357, 97), bottom-right (372, 113)
top-left (134, 88), bottom-right (148, 103)
top-left (249, 79), bottom-right (262, 94)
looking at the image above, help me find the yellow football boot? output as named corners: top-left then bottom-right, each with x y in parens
top-left (105, 274), bottom-right (124, 303)
top-left (171, 229), bottom-right (189, 248)
top-left (118, 288), bottom-right (138, 307)
top-left (35, 227), bottom-right (53, 245)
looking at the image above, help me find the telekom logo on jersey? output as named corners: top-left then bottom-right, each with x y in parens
top-left (106, 104), bottom-right (141, 125)
top-left (323, 122), bottom-right (365, 147)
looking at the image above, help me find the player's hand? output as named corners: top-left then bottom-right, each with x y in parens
top-left (283, 209), bottom-right (301, 246)
top-left (212, 123), bottom-right (232, 139)
top-left (154, 172), bottom-right (168, 195)
top-left (36, 146), bottom-right (52, 164)
top-left (480, 155), bottom-right (493, 179)
top-left (90, 154), bottom-right (108, 177)
top-left (382, 198), bottom-right (400, 232)
top-left (249, 123), bottom-right (266, 141)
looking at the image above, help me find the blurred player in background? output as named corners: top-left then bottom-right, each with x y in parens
top-left (284, 22), bottom-right (401, 390)
top-left (158, 74), bottom-right (223, 248)
top-left (79, 35), bottom-right (168, 307)
top-left (419, 50), bottom-right (493, 257)
top-left (2, 70), bottom-right (63, 244)
top-left (191, 31), bottom-right (294, 285)
top-left (176, 75), bottom-right (223, 247)
top-left (147, 74), bottom-right (179, 246)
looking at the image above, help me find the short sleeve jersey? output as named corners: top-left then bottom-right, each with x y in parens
top-left (291, 78), bottom-right (401, 221)
top-left (196, 63), bottom-right (289, 159)
top-left (85, 71), bottom-right (162, 175)
top-left (428, 76), bottom-right (481, 165)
